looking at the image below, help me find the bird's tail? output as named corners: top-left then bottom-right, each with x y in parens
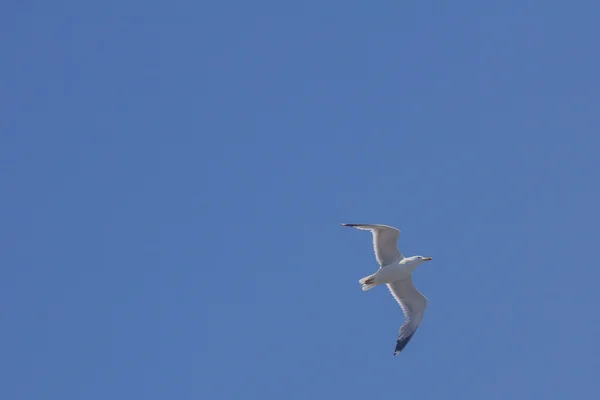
top-left (359, 273), bottom-right (378, 291)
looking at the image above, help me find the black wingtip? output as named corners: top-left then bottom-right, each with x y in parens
top-left (341, 223), bottom-right (359, 227)
top-left (394, 331), bottom-right (416, 356)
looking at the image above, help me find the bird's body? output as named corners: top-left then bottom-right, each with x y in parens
top-left (341, 223), bottom-right (432, 356)
top-left (364, 257), bottom-right (422, 285)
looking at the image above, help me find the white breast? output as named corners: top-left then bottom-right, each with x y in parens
top-left (374, 263), bottom-right (412, 284)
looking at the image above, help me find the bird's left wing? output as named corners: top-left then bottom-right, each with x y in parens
top-left (387, 275), bottom-right (428, 355)
top-left (341, 223), bottom-right (403, 266)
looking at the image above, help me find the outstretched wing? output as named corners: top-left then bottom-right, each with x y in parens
top-left (341, 223), bottom-right (404, 266)
top-left (387, 275), bottom-right (428, 355)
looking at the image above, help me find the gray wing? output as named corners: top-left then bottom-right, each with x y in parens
top-left (341, 224), bottom-right (404, 266)
top-left (387, 275), bottom-right (428, 356)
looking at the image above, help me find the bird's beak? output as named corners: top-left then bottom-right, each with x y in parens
top-left (423, 257), bottom-right (432, 261)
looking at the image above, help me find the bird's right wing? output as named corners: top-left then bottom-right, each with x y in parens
top-left (387, 275), bottom-right (428, 355)
top-left (341, 223), bottom-right (403, 266)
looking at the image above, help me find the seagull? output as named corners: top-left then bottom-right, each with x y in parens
top-left (341, 223), bottom-right (432, 356)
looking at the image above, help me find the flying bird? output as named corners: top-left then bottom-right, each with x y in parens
top-left (341, 223), bottom-right (432, 356)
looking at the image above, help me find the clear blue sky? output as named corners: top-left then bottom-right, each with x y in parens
top-left (2, 1), bottom-right (600, 399)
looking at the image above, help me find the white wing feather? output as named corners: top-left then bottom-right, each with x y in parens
top-left (341, 224), bottom-right (404, 266)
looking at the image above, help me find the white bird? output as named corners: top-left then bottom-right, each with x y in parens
top-left (341, 223), bottom-right (432, 356)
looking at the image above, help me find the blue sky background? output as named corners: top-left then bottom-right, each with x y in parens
top-left (2, 1), bottom-right (600, 399)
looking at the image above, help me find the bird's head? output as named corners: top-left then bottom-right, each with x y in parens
top-left (413, 255), bottom-right (433, 264)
